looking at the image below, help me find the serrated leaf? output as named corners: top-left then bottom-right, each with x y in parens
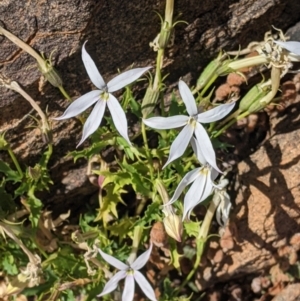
top-left (69, 140), bottom-right (109, 162)
top-left (120, 161), bottom-right (152, 196)
top-left (99, 170), bottom-right (132, 193)
top-left (184, 221), bottom-right (201, 237)
top-left (0, 184), bottom-right (14, 213)
top-left (94, 185), bottom-right (126, 226)
top-left (135, 202), bottom-right (161, 227)
top-left (23, 188), bottom-right (43, 228)
top-left (2, 254), bottom-right (18, 274)
top-left (106, 217), bottom-right (137, 242)
top-left (0, 161), bottom-right (22, 183)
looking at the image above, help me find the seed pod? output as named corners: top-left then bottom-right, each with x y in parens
top-left (238, 83), bottom-right (268, 112)
top-left (196, 57), bottom-right (223, 91)
top-left (38, 63), bottom-right (63, 88)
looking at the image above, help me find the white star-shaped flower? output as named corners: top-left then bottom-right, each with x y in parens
top-left (143, 80), bottom-right (235, 171)
top-left (55, 42), bottom-right (151, 146)
top-left (166, 138), bottom-right (219, 220)
top-left (274, 40), bottom-right (300, 56)
top-left (97, 244), bottom-right (157, 301)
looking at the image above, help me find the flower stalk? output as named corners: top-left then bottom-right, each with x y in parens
top-left (0, 25), bottom-right (70, 100)
top-left (0, 73), bottom-right (52, 143)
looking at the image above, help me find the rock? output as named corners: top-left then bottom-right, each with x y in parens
top-left (196, 92), bottom-right (300, 291)
top-left (271, 283), bottom-right (300, 301)
top-left (1, 1), bottom-right (300, 206)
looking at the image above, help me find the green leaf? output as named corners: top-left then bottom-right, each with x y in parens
top-left (0, 183), bottom-right (14, 213)
top-left (107, 217), bottom-right (137, 242)
top-left (94, 185), bottom-right (126, 226)
top-left (2, 254), bottom-right (18, 274)
top-left (0, 160), bottom-right (22, 183)
top-left (184, 221), bottom-right (201, 237)
top-left (135, 202), bottom-right (161, 227)
top-left (69, 140), bottom-right (109, 162)
top-left (25, 188), bottom-right (43, 228)
top-left (100, 170), bottom-right (132, 192)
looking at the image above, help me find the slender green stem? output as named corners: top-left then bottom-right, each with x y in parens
top-left (58, 85), bottom-right (72, 101)
top-left (135, 124), bottom-right (155, 215)
top-left (177, 239), bottom-right (205, 292)
top-left (199, 73), bottom-right (218, 97)
top-left (135, 196), bottom-right (148, 216)
top-left (213, 110), bottom-right (250, 138)
top-left (128, 226), bottom-right (143, 263)
top-left (176, 196), bottom-right (220, 293)
top-left (141, 122), bottom-right (154, 181)
top-left (7, 147), bottom-right (23, 177)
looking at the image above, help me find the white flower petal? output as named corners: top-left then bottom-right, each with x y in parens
top-left (134, 270), bottom-right (157, 301)
top-left (108, 67), bottom-right (152, 92)
top-left (97, 270), bottom-right (127, 297)
top-left (197, 102), bottom-right (235, 123)
top-left (274, 40), bottom-right (300, 56)
top-left (107, 94), bottom-right (131, 145)
top-left (122, 275), bottom-right (135, 301)
top-left (54, 90), bottom-right (100, 120)
top-left (182, 174), bottom-right (207, 220)
top-left (131, 243), bottom-right (153, 270)
top-left (143, 115), bottom-right (188, 129)
top-left (194, 123), bottom-right (221, 173)
top-left (210, 167), bottom-right (219, 181)
top-left (98, 248), bottom-right (129, 270)
top-left (82, 42), bottom-right (106, 90)
top-left (178, 80), bottom-right (198, 116)
top-left (163, 124), bottom-right (194, 168)
top-left (166, 168), bottom-right (201, 205)
top-left (77, 100), bottom-right (106, 147)
top-left (190, 137), bottom-right (206, 164)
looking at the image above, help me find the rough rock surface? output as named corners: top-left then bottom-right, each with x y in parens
top-left (195, 97), bottom-right (300, 295)
top-left (1, 0), bottom-right (300, 296)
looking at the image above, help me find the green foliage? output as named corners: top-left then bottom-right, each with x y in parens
top-left (0, 2), bottom-right (289, 299)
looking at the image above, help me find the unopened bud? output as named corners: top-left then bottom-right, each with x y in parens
top-left (155, 179), bottom-right (169, 204)
top-left (163, 213), bottom-right (183, 242)
top-left (141, 85), bottom-right (160, 118)
top-left (155, 179), bottom-right (183, 242)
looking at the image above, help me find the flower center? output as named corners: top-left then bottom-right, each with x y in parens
top-left (199, 166), bottom-right (209, 176)
top-left (126, 268), bottom-right (134, 275)
top-left (100, 90), bottom-right (110, 101)
top-left (188, 116), bottom-right (197, 127)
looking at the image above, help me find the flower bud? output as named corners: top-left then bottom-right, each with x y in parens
top-left (163, 213), bottom-right (183, 242)
top-left (156, 179), bottom-right (183, 242)
top-left (141, 85), bottom-right (160, 118)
